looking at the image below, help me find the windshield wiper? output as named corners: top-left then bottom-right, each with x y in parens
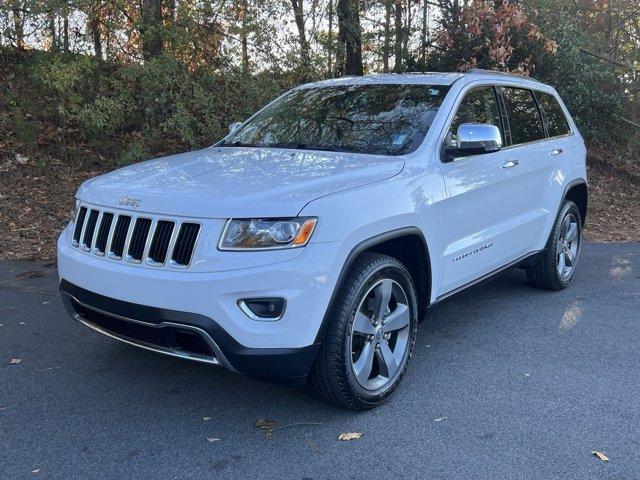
top-left (285, 143), bottom-right (351, 153)
top-left (219, 141), bottom-right (256, 148)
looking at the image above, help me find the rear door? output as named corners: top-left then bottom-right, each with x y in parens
top-left (498, 87), bottom-right (566, 252)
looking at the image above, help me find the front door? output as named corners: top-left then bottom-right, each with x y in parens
top-left (437, 85), bottom-right (534, 296)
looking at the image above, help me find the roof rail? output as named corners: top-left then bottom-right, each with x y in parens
top-left (465, 68), bottom-right (542, 83)
top-left (466, 68), bottom-right (512, 76)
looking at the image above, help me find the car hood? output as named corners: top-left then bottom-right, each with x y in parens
top-left (77, 146), bottom-right (404, 218)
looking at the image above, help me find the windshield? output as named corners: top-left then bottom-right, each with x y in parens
top-left (219, 84), bottom-right (450, 156)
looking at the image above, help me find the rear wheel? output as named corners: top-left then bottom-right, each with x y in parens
top-left (311, 253), bottom-right (418, 409)
top-left (527, 200), bottom-right (582, 290)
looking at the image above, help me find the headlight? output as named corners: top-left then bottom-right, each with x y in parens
top-left (218, 217), bottom-right (318, 250)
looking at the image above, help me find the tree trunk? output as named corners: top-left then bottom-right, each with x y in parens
top-left (89, 12), bottom-right (102, 58)
top-left (420, 0), bottom-right (428, 64)
top-left (141, 0), bottom-right (163, 59)
top-left (383, 0), bottom-right (392, 72)
top-left (11, 2), bottom-right (25, 50)
top-left (327, 0), bottom-right (333, 76)
top-left (291, 0), bottom-right (312, 76)
top-left (393, 0), bottom-right (403, 72)
top-left (403, 0), bottom-right (410, 64)
top-left (167, 0), bottom-right (176, 22)
top-left (48, 10), bottom-right (57, 51)
top-left (63, 3), bottom-right (69, 53)
top-left (337, 0), bottom-right (363, 75)
top-left (240, 0), bottom-right (250, 75)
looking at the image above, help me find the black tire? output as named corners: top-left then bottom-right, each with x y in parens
top-left (527, 200), bottom-right (582, 290)
top-left (310, 253), bottom-right (418, 409)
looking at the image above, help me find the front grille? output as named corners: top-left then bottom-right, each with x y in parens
top-left (72, 205), bottom-right (200, 268)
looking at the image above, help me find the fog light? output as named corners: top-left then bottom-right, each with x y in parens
top-left (238, 298), bottom-right (286, 321)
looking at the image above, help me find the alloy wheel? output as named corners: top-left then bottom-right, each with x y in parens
top-left (349, 279), bottom-right (411, 391)
top-left (556, 212), bottom-right (580, 280)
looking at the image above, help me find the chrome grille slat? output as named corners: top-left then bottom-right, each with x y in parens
top-left (72, 207), bottom-right (88, 246)
top-left (108, 215), bottom-right (132, 259)
top-left (94, 212), bottom-right (114, 255)
top-left (89, 211), bottom-right (103, 252)
top-left (121, 218), bottom-right (137, 261)
top-left (141, 219), bottom-right (158, 262)
top-left (80, 209), bottom-right (99, 251)
top-left (147, 220), bottom-right (175, 266)
top-left (72, 205), bottom-right (200, 269)
top-left (126, 218), bottom-right (152, 263)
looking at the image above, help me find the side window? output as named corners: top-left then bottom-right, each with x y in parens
top-left (502, 87), bottom-right (545, 145)
top-left (447, 86), bottom-right (502, 146)
top-left (536, 92), bottom-right (571, 137)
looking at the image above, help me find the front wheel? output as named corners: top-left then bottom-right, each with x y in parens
top-left (527, 200), bottom-right (582, 290)
top-left (311, 253), bottom-right (418, 409)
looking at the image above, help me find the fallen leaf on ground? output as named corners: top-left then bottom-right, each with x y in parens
top-left (16, 270), bottom-right (44, 279)
top-left (338, 432), bottom-right (363, 441)
top-left (206, 437), bottom-right (220, 443)
top-left (255, 419), bottom-right (278, 437)
top-left (10, 358), bottom-right (22, 364)
top-left (591, 451), bottom-right (609, 461)
top-left (434, 417), bottom-right (447, 422)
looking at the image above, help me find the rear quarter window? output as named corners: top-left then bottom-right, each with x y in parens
top-left (536, 92), bottom-right (572, 137)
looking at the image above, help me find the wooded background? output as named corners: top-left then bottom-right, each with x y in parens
top-left (1, 0), bottom-right (638, 162)
top-left (0, 1), bottom-right (639, 258)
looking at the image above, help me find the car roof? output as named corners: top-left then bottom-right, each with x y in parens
top-left (299, 70), bottom-right (547, 89)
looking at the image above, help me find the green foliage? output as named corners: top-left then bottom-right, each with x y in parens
top-left (526, 1), bottom-right (631, 146)
top-left (17, 51), bottom-right (292, 164)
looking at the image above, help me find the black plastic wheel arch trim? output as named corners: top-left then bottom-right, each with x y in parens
top-left (312, 227), bottom-right (431, 345)
top-left (560, 178), bottom-right (588, 226)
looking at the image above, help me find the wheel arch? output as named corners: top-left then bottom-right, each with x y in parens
top-left (562, 179), bottom-right (588, 227)
top-left (314, 227), bottom-right (432, 344)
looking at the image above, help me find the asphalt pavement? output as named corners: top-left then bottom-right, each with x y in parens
top-left (1, 242), bottom-right (639, 480)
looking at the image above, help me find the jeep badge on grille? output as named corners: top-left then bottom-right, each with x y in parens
top-left (119, 195), bottom-right (142, 209)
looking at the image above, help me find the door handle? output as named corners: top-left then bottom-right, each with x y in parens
top-left (550, 148), bottom-right (563, 156)
top-left (501, 160), bottom-right (519, 168)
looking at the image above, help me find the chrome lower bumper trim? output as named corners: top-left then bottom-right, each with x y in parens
top-left (63, 292), bottom-right (236, 371)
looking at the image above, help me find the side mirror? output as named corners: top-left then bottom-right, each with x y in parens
top-left (443, 123), bottom-right (502, 161)
top-left (229, 122), bottom-right (242, 134)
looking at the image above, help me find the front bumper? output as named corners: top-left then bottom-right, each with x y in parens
top-left (60, 280), bottom-right (319, 382)
top-left (57, 225), bottom-right (346, 381)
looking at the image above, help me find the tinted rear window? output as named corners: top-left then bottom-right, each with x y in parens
top-left (536, 92), bottom-right (571, 137)
top-left (502, 87), bottom-right (546, 145)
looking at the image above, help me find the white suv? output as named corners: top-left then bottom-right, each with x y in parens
top-left (58, 70), bottom-right (587, 409)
